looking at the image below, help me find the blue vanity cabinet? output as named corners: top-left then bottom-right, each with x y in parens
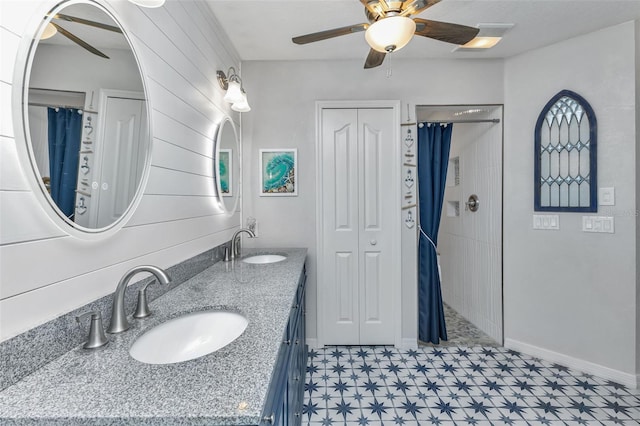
top-left (260, 267), bottom-right (307, 426)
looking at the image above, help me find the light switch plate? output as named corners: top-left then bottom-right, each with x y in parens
top-left (599, 187), bottom-right (615, 206)
top-left (582, 216), bottom-right (614, 233)
top-left (533, 214), bottom-right (560, 230)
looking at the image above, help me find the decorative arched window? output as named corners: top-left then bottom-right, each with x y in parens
top-left (534, 90), bottom-right (597, 212)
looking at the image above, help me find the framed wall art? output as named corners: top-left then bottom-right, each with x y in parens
top-left (219, 148), bottom-right (232, 197)
top-left (260, 149), bottom-right (297, 196)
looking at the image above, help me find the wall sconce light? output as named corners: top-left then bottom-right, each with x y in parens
top-left (217, 67), bottom-right (251, 112)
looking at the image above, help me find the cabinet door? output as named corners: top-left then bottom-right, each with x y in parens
top-left (320, 107), bottom-right (397, 345)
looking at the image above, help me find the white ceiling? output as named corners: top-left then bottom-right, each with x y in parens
top-left (205, 0), bottom-right (640, 63)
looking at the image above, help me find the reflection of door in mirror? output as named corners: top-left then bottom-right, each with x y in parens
top-left (24, 2), bottom-right (149, 231)
top-left (93, 90), bottom-right (147, 228)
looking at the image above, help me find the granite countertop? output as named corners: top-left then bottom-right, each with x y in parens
top-left (0, 248), bottom-right (307, 425)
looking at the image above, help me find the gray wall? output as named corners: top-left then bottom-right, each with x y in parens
top-left (240, 58), bottom-right (505, 345)
top-left (0, 0), bottom-right (241, 341)
top-left (503, 21), bottom-right (638, 383)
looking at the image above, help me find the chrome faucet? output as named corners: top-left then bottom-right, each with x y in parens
top-left (107, 265), bottom-right (170, 334)
top-left (230, 228), bottom-right (256, 259)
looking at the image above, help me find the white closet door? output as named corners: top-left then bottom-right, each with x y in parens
top-left (96, 97), bottom-right (146, 228)
top-left (321, 108), bottom-right (360, 344)
top-left (357, 109), bottom-right (395, 344)
top-left (320, 107), bottom-right (396, 345)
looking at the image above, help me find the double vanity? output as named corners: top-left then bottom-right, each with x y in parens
top-left (0, 248), bottom-right (307, 425)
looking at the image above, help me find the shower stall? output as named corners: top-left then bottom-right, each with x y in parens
top-left (416, 105), bottom-right (504, 344)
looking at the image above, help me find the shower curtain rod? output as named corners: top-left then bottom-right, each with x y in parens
top-left (28, 102), bottom-right (84, 110)
top-left (425, 118), bottom-right (501, 124)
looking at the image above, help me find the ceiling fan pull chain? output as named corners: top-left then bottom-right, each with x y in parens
top-left (386, 53), bottom-right (393, 78)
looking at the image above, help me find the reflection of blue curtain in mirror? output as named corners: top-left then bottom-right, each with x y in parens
top-left (417, 122), bottom-right (452, 344)
top-left (47, 108), bottom-right (82, 219)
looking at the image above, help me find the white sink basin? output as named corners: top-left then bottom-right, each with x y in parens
top-left (129, 311), bottom-right (248, 364)
top-left (242, 254), bottom-right (287, 264)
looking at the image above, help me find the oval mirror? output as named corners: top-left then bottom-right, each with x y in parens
top-left (215, 117), bottom-right (240, 214)
top-left (23, 1), bottom-right (150, 231)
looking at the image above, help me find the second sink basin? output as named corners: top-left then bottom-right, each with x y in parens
top-left (129, 311), bottom-right (248, 364)
top-left (242, 254), bottom-right (287, 264)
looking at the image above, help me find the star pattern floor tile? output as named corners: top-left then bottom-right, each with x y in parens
top-left (303, 346), bottom-right (640, 425)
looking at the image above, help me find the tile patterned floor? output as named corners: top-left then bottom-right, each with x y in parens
top-left (302, 346), bottom-right (640, 425)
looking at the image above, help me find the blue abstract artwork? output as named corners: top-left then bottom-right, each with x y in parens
top-left (219, 149), bottom-right (231, 196)
top-left (260, 149), bottom-right (297, 196)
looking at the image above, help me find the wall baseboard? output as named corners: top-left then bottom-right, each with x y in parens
top-left (504, 338), bottom-right (638, 389)
top-left (400, 338), bottom-right (418, 349)
top-left (306, 338), bottom-right (319, 349)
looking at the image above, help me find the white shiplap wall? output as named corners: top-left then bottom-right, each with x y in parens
top-left (0, 0), bottom-right (241, 341)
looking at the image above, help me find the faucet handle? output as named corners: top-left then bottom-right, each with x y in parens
top-left (76, 311), bottom-right (108, 349)
top-left (133, 281), bottom-right (158, 319)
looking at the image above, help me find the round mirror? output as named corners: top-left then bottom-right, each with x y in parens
top-left (23, 1), bottom-right (150, 231)
top-left (215, 117), bottom-right (240, 214)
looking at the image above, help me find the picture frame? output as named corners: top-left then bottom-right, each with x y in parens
top-left (219, 148), bottom-right (232, 197)
top-left (259, 149), bottom-right (297, 196)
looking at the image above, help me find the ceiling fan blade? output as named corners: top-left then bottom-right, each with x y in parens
top-left (414, 18), bottom-right (479, 45)
top-left (53, 13), bottom-right (122, 33)
top-left (399, 0), bottom-right (441, 17)
top-left (50, 22), bottom-right (110, 59)
top-left (292, 23), bottom-right (367, 44)
top-left (364, 48), bottom-right (386, 69)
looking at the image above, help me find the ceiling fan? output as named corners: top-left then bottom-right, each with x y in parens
top-left (292, 0), bottom-right (480, 69)
top-left (43, 13), bottom-right (123, 59)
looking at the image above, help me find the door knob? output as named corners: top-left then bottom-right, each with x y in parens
top-left (466, 194), bottom-right (479, 212)
top-left (370, 239), bottom-right (377, 246)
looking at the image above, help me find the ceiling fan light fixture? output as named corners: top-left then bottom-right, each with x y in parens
top-left (40, 22), bottom-right (57, 40)
top-left (127, 0), bottom-right (166, 8)
top-left (365, 16), bottom-right (416, 53)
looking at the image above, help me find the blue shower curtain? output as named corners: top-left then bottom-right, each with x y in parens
top-left (417, 122), bottom-right (453, 344)
top-left (48, 108), bottom-right (82, 219)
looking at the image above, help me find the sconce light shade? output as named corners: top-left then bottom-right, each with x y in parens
top-left (218, 67), bottom-right (250, 112)
top-left (365, 16), bottom-right (416, 53)
top-left (127, 0), bottom-right (166, 7)
top-left (40, 23), bottom-right (57, 40)
top-left (231, 91), bottom-right (251, 112)
top-left (223, 80), bottom-right (244, 104)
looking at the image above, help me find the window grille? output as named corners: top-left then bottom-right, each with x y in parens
top-left (534, 90), bottom-right (597, 212)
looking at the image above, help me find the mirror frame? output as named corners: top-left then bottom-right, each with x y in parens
top-left (15, 0), bottom-right (153, 237)
top-left (215, 116), bottom-right (240, 215)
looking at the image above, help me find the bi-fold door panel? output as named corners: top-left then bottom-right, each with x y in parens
top-left (358, 109), bottom-right (395, 345)
top-left (322, 109), bottom-right (359, 345)
top-left (321, 108), bottom-right (396, 345)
